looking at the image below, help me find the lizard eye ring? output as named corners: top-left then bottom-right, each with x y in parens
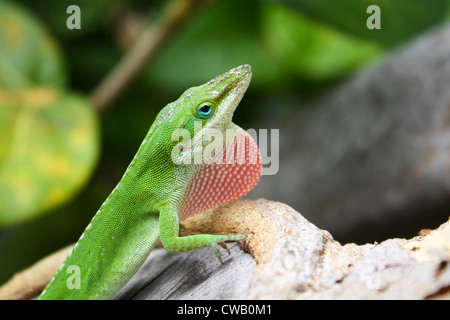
top-left (195, 102), bottom-right (215, 120)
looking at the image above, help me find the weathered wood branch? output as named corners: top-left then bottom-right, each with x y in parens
top-left (1, 200), bottom-right (448, 299)
top-left (116, 200), bottom-right (450, 300)
top-left (0, 245), bottom-right (72, 300)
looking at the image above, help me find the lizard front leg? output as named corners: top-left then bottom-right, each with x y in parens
top-left (159, 207), bottom-right (249, 263)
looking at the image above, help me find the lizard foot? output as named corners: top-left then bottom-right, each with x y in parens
top-left (212, 228), bottom-right (253, 264)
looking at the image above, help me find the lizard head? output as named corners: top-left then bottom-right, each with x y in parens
top-left (155, 65), bottom-right (253, 164)
top-left (177, 64), bottom-right (252, 135)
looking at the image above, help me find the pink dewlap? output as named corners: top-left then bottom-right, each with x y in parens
top-left (178, 129), bottom-right (261, 220)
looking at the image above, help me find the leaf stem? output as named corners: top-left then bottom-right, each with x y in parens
top-left (90, 0), bottom-right (209, 111)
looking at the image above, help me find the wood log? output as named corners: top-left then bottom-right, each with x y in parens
top-left (117, 200), bottom-right (450, 300)
top-left (1, 200), bottom-right (448, 299)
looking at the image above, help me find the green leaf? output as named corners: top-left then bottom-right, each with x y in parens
top-left (145, 0), bottom-right (287, 91)
top-left (0, 1), bottom-right (99, 226)
top-left (276, 0), bottom-right (448, 46)
top-left (16, 0), bottom-right (121, 38)
top-left (0, 91), bottom-right (99, 226)
top-left (0, 1), bottom-right (66, 88)
top-left (261, 3), bottom-right (383, 80)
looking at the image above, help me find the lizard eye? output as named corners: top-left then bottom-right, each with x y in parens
top-left (195, 102), bottom-right (215, 120)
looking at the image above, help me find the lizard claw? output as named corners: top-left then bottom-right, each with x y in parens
top-left (218, 242), bottom-right (231, 255)
top-left (211, 228), bottom-right (254, 264)
top-left (212, 242), bottom-right (224, 264)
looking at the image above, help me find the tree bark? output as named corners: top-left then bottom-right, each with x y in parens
top-left (1, 200), bottom-right (448, 299)
top-left (116, 200), bottom-right (450, 300)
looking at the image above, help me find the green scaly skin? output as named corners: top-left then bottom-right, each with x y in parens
top-left (38, 65), bottom-right (255, 300)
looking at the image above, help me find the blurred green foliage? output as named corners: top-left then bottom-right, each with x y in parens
top-left (279, 0), bottom-right (447, 46)
top-left (0, 1), bottom-right (98, 226)
top-left (0, 0), bottom-right (448, 283)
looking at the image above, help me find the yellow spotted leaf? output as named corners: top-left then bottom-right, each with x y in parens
top-left (0, 92), bottom-right (99, 226)
top-left (0, 1), bottom-right (99, 226)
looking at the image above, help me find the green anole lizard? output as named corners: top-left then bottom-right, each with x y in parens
top-left (38, 65), bottom-right (261, 300)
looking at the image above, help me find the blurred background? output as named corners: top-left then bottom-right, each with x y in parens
top-left (1, 0), bottom-right (449, 285)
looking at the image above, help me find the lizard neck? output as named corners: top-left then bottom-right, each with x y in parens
top-left (109, 133), bottom-right (194, 214)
